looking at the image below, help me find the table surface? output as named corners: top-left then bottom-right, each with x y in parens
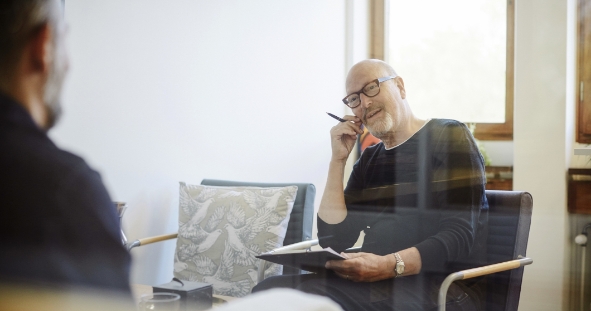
top-left (132, 284), bottom-right (238, 309)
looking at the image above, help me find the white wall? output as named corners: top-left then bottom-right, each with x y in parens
top-left (513, 0), bottom-right (569, 309)
top-left (52, 0), bottom-right (346, 285)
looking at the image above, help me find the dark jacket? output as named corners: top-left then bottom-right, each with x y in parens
top-left (0, 92), bottom-right (131, 293)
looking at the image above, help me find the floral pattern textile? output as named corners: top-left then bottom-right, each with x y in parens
top-left (174, 182), bottom-right (297, 297)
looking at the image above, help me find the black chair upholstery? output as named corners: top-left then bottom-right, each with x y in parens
top-left (484, 190), bottom-right (533, 311)
top-left (200, 179), bottom-right (316, 275)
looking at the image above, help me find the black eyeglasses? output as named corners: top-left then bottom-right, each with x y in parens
top-left (342, 76), bottom-right (397, 109)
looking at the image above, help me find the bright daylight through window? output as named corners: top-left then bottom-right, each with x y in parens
top-left (388, 0), bottom-right (507, 123)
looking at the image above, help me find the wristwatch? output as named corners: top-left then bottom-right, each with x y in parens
top-left (393, 252), bottom-right (405, 278)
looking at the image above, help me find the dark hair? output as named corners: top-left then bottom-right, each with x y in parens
top-left (0, 0), bottom-right (61, 87)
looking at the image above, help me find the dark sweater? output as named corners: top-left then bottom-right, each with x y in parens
top-left (0, 93), bottom-right (131, 293)
top-left (318, 119), bottom-right (488, 275)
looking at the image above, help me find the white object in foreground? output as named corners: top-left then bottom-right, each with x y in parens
top-left (213, 288), bottom-right (343, 311)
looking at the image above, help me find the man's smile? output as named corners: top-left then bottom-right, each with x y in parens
top-left (364, 108), bottom-right (382, 123)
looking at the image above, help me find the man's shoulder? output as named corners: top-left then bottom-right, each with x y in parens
top-left (428, 118), bottom-right (471, 141)
top-left (36, 148), bottom-right (98, 190)
top-left (1, 127), bottom-right (97, 188)
top-left (429, 118), bottom-right (467, 131)
top-left (43, 145), bottom-right (93, 177)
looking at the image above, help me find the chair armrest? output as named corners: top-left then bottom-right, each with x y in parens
top-left (127, 233), bottom-right (178, 251)
top-left (437, 257), bottom-right (533, 311)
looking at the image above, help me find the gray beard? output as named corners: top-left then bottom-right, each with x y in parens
top-left (366, 113), bottom-right (394, 139)
top-left (43, 92), bottom-right (62, 130)
top-left (42, 43), bottom-right (67, 130)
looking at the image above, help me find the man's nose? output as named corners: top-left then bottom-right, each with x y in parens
top-left (359, 93), bottom-right (372, 108)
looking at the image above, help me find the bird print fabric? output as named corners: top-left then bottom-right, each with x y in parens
top-left (174, 183), bottom-right (297, 297)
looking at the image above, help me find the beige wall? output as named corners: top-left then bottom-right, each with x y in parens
top-left (513, 0), bottom-right (570, 309)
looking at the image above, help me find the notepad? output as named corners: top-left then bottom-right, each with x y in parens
top-left (256, 247), bottom-right (346, 273)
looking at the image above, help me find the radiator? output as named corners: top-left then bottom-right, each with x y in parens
top-left (573, 222), bottom-right (591, 311)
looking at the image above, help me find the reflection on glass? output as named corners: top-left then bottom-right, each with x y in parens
top-left (389, 0), bottom-right (506, 123)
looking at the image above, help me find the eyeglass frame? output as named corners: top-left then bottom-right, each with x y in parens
top-left (342, 75), bottom-right (397, 109)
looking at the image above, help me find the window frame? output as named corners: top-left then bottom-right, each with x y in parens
top-left (370, 0), bottom-right (514, 140)
top-left (576, 0), bottom-right (591, 143)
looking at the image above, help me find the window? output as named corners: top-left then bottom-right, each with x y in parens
top-left (371, 0), bottom-right (514, 140)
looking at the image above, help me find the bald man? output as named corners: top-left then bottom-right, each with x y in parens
top-left (254, 60), bottom-right (489, 311)
top-left (0, 0), bottom-right (131, 294)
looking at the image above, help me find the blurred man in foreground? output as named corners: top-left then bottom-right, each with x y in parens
top-left (0, 0), bottom-right (131, 295)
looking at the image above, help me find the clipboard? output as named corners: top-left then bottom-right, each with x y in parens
top-left (256, 247), bottom-right (346, 273)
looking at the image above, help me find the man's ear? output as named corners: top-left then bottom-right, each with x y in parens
top-left (395, 76), bottom-right (406, 99)
top-left (29, 23), bottom-right (53, 74)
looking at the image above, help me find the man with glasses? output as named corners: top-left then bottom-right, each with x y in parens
top-left (254, 59), bottom-right (488, 311)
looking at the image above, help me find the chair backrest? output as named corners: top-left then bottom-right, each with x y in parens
top-left (484, 190), bottom-right (533, 311)
top-left (200, 179), bottom-right (316, 275)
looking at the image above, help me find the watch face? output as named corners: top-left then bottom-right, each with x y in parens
top-left (396, 264), bottom-right (404, 274)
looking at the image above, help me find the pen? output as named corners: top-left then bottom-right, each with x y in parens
top-left (326, 112), bottom-right (365, 131)
top-left (326, 112), bottom-right (347, 122)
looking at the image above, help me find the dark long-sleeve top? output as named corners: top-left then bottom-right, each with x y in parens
top-left (0, 93), bottom-right (132, 293)
top-left (318, 119), bottom-right (489, 275)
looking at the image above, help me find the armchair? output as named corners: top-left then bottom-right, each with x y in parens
top-left (126, 179), bottom-right (316, 296)
top-left (260, 190), bottom-right (533, 311)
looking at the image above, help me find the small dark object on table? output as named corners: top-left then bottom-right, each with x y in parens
top-left (153, 278), bottom-right (212, 311)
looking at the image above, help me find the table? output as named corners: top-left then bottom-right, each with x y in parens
top-left (1, 284), bottom-right (136, 311)
top-left (132, 284), bottom-right (238, 309)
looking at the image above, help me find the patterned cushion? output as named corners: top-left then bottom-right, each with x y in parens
top-left (174, 182), bottom-right (297, 297)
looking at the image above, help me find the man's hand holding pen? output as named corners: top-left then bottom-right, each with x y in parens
top-left (328, 114), bottom-right (364, 162)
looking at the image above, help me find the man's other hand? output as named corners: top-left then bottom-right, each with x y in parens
top-left (329, 115), bottom-right (363, 162)
top-left (325, 252), bottom-right (395, 282)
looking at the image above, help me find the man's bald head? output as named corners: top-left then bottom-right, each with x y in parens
top-left (346, 59), bottom-right (398, 93)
